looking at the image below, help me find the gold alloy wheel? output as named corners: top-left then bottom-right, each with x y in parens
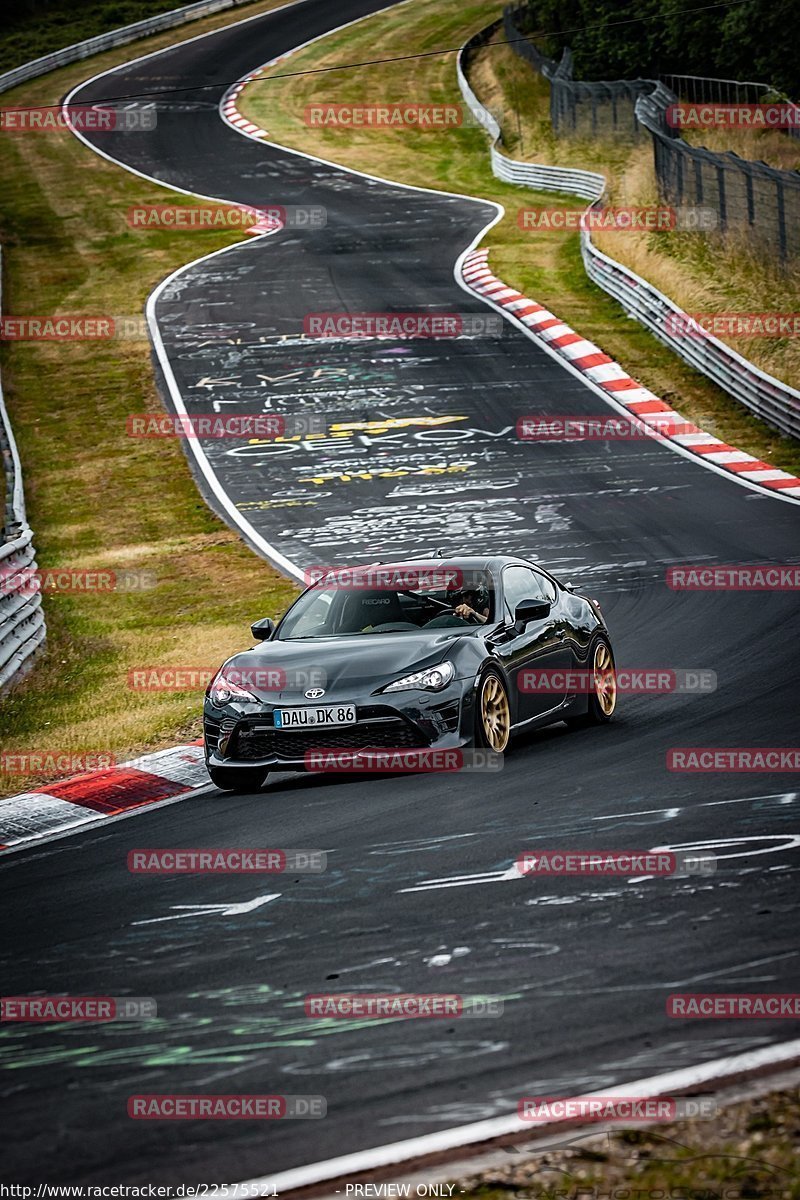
top-left (480, 674), bottom-right (510, 751)
top-left (593, 641), bottom-right (617, 717)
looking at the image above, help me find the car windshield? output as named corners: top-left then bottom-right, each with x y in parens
top-left (277, 569), bottom-right (495, 640)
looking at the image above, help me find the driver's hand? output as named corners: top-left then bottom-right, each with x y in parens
top-left (455, 603), bottom-right (487, 624)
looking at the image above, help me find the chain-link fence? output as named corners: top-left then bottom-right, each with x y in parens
top-left (657, 75), bottom-right (800, 142)
top-left (458, 22), bottom-right (800, 441)
top-left (636, 84), bottom-right (800, 261)
top-left (503, 4), bottom-right (800, 262)
top-left (503, 5), bottom-right (655, 140)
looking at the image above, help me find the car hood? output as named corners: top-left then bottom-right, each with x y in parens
top-left (221, 629), bottom-right (478, 700)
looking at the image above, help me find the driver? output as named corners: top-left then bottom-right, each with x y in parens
top-left (452, 585), bottom-right (490, 625)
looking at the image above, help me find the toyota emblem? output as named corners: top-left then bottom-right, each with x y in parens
top-left (304, 688), bottom-right (326, 699)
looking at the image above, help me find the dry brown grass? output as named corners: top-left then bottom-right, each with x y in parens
top-left (468, 34), bottom-right (800, 389)
top-left (683, 124), bottom-right (800, 171)
top-left (458, 1084), bottom-right (800, 1200)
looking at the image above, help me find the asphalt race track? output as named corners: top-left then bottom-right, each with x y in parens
top-left (1, 0), bottom-right (799, 1184)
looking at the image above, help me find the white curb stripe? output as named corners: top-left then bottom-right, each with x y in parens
top-left (0, 793), bottom-right (102, 844)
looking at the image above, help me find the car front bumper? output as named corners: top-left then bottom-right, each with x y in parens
top-left (203, 682), bottom-right (476, 772)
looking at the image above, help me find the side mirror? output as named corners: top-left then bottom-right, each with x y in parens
top-left (514, 598), bottom-right (550, 630)
top-left (251, 617), bottom-right (275, 641)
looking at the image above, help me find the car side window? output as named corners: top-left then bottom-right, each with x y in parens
top-left (282, 591), bottom-right (332, 637)
top-left (502, 566), bottom-right (541, 621)
top-left (532, 569), bottom-right (557, 604)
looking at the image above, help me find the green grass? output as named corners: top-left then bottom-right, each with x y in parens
top-left (239, 0), bottom-right (800, 477)
top-left (0, 0), bottom-right (300, 798)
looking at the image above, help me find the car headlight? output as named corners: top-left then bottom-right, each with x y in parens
top-left (207, 669), bottom-right (257, 707)
top-left (382, 661), bottom-right (455, 693)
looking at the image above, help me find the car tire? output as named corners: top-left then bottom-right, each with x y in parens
top-left (474, 667), bottom-right (512, 753)
top-left (566, 635), bottom-right (616, 728)
top-left (207, 766), bottom-right (268, 792)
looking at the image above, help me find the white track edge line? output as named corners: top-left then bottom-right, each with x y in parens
top-left (145, 240), bottom-right (305, 580)
top-left (231, 1037), bottom-right (800, 1192)
top-left (60, 3), bottom-right (317, 580)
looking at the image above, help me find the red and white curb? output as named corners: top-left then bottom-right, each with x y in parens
top-left (461, 248), bottom-right (800, 499)
top-left (0, 741), bottom-right (210, 854)
top-left (221, 80), bottom-right (289, 236)
top-left (221, 71), bottom-right (269, 140)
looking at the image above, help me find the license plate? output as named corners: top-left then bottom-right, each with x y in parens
top-left (274, 704), bottom-right (357, 729)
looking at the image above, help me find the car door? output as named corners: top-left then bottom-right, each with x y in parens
top-left (495, 565), bottom-right (573, 722)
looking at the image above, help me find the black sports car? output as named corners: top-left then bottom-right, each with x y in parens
top-left (203, 555), bottom-right (616, 791)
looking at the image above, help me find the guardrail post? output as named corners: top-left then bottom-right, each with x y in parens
top-left (717, 164), bottom-right (727, 230)
top-left (776, 177), bottom-right (787, 262)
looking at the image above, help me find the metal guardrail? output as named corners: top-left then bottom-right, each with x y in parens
top-left (0, 0), bottom-right (257, 96)
top-left (581, 226), bottom-right (800, 440)
top-left (635, 84), bottom-right (800, 262)
top-left (458, 25), bottom-right (604, 200)
top-left (0, 252), bottom-right (46, 693)
top-left (490, 143), bottom-right (604, 199)
top-left (504, 4), bottom-right (800, 263)
top-left (456, 22), bottom-right (800, 441)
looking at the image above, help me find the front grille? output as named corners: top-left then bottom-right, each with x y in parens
top-left (233, 710), bottom-right (425, 761)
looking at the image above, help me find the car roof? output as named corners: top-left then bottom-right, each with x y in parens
top-left (375, 554), bottom-right (542, 571)
top-left (301, 556), bottom-right (563, 602)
